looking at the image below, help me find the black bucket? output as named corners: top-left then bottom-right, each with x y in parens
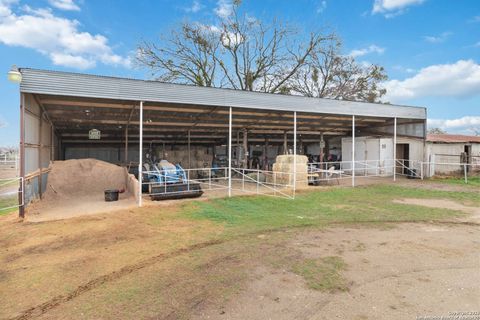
top-left (104, 189), bottom-right (119, 202)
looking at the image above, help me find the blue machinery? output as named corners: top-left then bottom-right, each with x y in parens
top-left (143, 160), bottom-right (203, 201)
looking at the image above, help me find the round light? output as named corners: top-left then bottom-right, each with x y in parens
top-left (7, 65), bottom-right (22, 83)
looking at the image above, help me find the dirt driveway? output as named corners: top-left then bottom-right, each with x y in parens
top-left (7, 222), bottom-right (475, 320)
top-left (193, 223), bottom-right (480, 320)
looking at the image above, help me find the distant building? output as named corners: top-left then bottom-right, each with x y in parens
top-left (426, 134), bottom-right (480, 176)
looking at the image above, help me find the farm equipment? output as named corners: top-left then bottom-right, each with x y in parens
top-left (144, 159), bottom-right (203, 201)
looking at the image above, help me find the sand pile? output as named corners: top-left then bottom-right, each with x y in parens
top-left (271, 155), bottom-right (308, 188)
top-left (43, 159), bottom-right (128, 201)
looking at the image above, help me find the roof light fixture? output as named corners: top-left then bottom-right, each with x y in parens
top-left (7, 65), bottom-right (22, 83)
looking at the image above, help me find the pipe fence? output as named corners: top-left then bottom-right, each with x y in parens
top-left (0, 177), bottom-right (23, 213)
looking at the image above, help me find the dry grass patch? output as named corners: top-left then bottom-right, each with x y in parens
top-left (292, 256), bottom-right (349, 292)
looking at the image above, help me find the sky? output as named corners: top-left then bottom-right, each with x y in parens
top-left (0, 0), bottom-right (479, 146)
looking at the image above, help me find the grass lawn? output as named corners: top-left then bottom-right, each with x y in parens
top-left (432, 176), bottom-right (480, 187)
top-left (0, 195), bottom-right (18, 215)
top-left (184, 184), bottom-right (479, 234)
top-left (0, 178), bottom-right (19, 215)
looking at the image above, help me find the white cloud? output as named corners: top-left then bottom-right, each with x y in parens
top-left (423, 31), bottom-right (452, 43)
top-left (184, 0), bottom-right (202, 13)
top-left (383, 60), bottom-right (480, 102)
top-left (196, 23), bottom-right (221, 34)
top-left (0, 116), bottom-right (7, 128)
top-left (0, 1), bottom-right (130, 69)
top-left (214, 0), bottom-right (232, 18)
top-left (372, 0), bottom-right (425, 17)
top-left (317, 0), bottom-right (327, 14)
top-left (468, 15), bottom-right (480, 23)
top-left (50, 52), bottom-right (94, 69)
top-left (48, 0), bottom-right (80, 11)
top-left (428, 116), bottom-right (480, 134)
top-left (221, 31), bottom-right (243, 47)
top-left (348, 45), bottom-right (385, 58)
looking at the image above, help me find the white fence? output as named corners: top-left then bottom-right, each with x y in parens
top-left (0, 153), bottom-right (18, 171)
top-left (0, 177), bottom-right (23, 213)
top-left (140, 159), bottom-right (479, 203)
top-left (141, 166), bottom-right (296, 200)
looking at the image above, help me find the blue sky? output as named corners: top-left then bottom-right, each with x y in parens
top-left (0, 0), bottom-right (479, 145)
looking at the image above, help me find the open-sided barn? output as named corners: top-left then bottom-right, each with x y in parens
top-left (12, 68), bottom-right (427, 218)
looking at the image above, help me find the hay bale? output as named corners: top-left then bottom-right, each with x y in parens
top-left (245, 172), bottom-right (267, 183)
top-left (272, 155), bottom-right (308, 188)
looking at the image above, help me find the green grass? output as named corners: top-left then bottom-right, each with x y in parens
top-left (183, 185), bottom-right (479, 233)
top-left (292, 256), bottom-right (348, 292)
top-left (0, 178), bottom-right (19, 215)
top-left (432, 176), bottom-right (480, 187)
top-left (0, 194), bottom-right (18, 215)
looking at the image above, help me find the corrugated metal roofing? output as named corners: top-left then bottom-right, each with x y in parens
top-left (19, 68), bottom-right (426, 119)
top-left (427, 134), bottom-right (480, 143)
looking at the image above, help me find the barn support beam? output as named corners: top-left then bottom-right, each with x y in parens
top-left (124, 127), bottom-right (129, 164)
top-left (243, 129), bottom-right (248, 169)
top-left (138, 101), bottom-right (144, 207)
top-left (352, 115), bottom-right (355, 188)
top-left (393, 117), bottom-right (397, 182)
top-left (125, 104), bottom-right (136, 164)
top-left (19, 93), bottom-right (25, 218)
top-left (319, 132), bottom-right (324, 168)
top-left (228, 107), bottom-right (232, 197)
top-left (293, 111), bottom-right (297, 199)
top-left (188, 129), bottom-right (191, 169)
top-left (236, 130), bottom-right (240, 166)
top-left (264, 137), bottom-right (269, 170)
top-left (38, 109), bottom-right (43, 199)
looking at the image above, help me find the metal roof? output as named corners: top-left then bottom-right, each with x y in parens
top-left (19, 68), bottom-right (426, 120)
top-left (427, 134), bottom-right (480, 143)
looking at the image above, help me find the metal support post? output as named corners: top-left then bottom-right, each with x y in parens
top-left (393, 117), bottom-right (397, 181)
top-left (293, 111), bottom-right (297, 198)
top-left (352, 115), bottom-right (355, 187)
top-left (228, 107), bottom-right (232, 197)
top-left (138, 101), bottom-right (143, 207)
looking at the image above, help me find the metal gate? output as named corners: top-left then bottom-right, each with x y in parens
top-left (231, 168), bottom-right (294, 199)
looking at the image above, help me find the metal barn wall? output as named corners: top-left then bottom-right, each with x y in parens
top-left (23, 93), bottom-right (55, 205)
top-left (369, 122), bottom-right (426, 139)
top-left (64, 146), bottom-right (140, 164)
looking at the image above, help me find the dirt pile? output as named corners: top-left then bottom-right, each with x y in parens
top-left (43, 159), bottom-right (127, 201)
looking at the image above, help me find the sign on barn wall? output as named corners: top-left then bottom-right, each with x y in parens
top-left (88, 129), bottom-right (101, 140)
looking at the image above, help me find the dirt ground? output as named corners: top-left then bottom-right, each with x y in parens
top-left (25, 193), bottom-right (138, 222)
top-left (1, 181), bottom-right (479, 320)
top-left (193, 223), bottom-right (480, 320)
top-left (0, 167), bottom-right (17, 180)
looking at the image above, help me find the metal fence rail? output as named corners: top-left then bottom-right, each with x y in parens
top-left (0, 177), bottom-right (23, 212)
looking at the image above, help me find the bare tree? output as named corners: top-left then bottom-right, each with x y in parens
top-left (136, 1), bottom-right (331, 93)
top-left (136, 1), bottom-right (387, 102)
top-left (215, 6), bottom-right (330, 93)
top-left (288, 39), bottom-right (387, 102)
top-left (137, 23), bottom-right (220, 86)
top-left (427, 128), bottom-right (447, 134)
